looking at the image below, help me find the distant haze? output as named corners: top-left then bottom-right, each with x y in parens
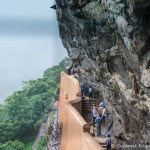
top-left (0, 0), bottom-right (67, 103)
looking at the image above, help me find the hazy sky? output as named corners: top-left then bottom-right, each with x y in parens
top-left (0, 0), bottom-right (55, 19)
top-left (0, 0), bottom-right (67, 103)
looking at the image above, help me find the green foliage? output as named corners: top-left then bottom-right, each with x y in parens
top-left (23, 135), bottom-right (36, 150)
top-left (36, 136), bottom-right (47, 150)
top-left (0, 58), bottom-right (69, 148)
top-left (50, 110), bottom-right (56, 124)
top-left (0, 140), bottom-right (24, 150)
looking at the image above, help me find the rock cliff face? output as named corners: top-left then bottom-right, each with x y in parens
top-left (55, 0), bottom-right (150, 147)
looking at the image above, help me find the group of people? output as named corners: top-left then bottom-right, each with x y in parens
top-left (91, 104), bottom-right (106, 131)
top-left (91, 104), bottom-right (111, 150)
top-left (71, 67), bottom-right (111, 150)
top-left (80, 83), bottom-right (93, 101)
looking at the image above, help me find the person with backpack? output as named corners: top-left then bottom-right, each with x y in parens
top-left (95, 114), bottom-right (100, 137)
top-left (71, 67), bottom-right (75, 75)
top-left (95, 114), bottom-right (103, 136)
top-left (106, 134), bottom-right (111, 150)
top-left (88, 86), bottom-right (93, 101)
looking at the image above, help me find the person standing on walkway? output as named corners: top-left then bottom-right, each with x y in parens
top-left (71, 67), bottom-right (75, 75)
top-left (92, 106), bottom-right (97, 127)
top-left (106, 134), bottom-right (111, 150)
top-left (95, 114), bottom-right (103, 136)
top-left (95, 114), bottom-right (100, 137)
top-left (88, 86), bottom-right (93, 101)
top-left (91, 104), bottom-right (95, 121)
top-left (98, 105), bottom-right (104, 116)
top-left (80, 82), bottom-right (84, 97)
top-left (102, 106), bottom-right (106, 124)
top-left (91, 104), bottom-right (95, 111)
top-left (99, 114), bottom-right (103, 135)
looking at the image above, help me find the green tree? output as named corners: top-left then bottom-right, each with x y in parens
top-left (0, 57), bottom-right (69, 147)
top-left (0, 140), bottom-right (24, 150)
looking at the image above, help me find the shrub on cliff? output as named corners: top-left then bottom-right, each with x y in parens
top-left (36, 136), bottom-right (47, 150)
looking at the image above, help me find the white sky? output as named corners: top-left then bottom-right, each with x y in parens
top-left (0, 0), bottom-right (67, 103)
top-left (0, 0), bottom-right (55, 19)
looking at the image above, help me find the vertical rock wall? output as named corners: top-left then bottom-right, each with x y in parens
top-left (55, 0), bottom-right (150, 147)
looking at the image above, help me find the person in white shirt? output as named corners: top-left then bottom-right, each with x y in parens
top-left (92, 106), bottom-right (98, 127)
top-left (89, 86), bottom-right (93, 101)
top-left (102, 106), bottom-right (106, 124)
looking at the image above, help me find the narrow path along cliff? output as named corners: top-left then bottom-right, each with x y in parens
top-left (54, 0), bottom-right (150, 148)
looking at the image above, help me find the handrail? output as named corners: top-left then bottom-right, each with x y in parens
top-left (59, 72), bottom-right (104, 150)
top-left (65, 97), bottom-right (91, 132)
